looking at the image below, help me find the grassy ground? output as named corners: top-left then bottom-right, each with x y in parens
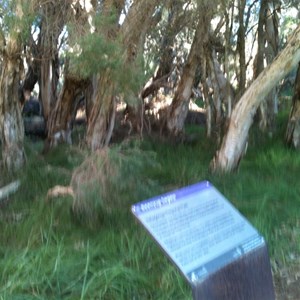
top-left (1, 113), bottom-right (300, 299)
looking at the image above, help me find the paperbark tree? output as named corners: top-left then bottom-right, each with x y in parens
top-left (46, 0), bottom-right (94, 148)
top-left (38, 1), bottom-right (68, 123)
top-left (222, 0), bottom-right (235, 118)
top-left (166, 3), bottom-right (213, 137)
top-left (286, 63), bottom-right (300, 149)
top-left (0, 2), bottom-right (26, 171)
top-left (264, 3), bottom-right (280, 130)
top-left (206, 52), bottom-right (234, 142)
top-left (85, 0), bottom-right (124, 151)
top-left (20, 0), bottom-right (69, 130)
top-left (211, 24), bottom-right (300, 173)
top-left (254, 0), bottom-right (280, 133)
top-left (86, 0), bottom-right (160, 150)
top-left (20, 42), bottom-right (39, 105)
top-left (46, 74), bottom-right (89, 148)
top-left (141, 1), bottom-right (183, 99)
top-left (236, 0), bottom-right (246, 97)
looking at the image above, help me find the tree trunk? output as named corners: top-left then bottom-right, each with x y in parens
top-left (19, 58), bottom-right (39, 105)
top-left (254, 0), bottom-right (268, 130)
top-left (47, 75), bottom-right (89, 148)
top-left (236, 0), bottom-right (246, 97)
top-left (202, 54), bottom-right (212, 138)
top-left (141, 2), bottom-right (182, 99)
top-left (85, 0), bottom-right (120, 150)
top-left (37, 1), bottom-right (67, 123)
top-left (45, 0), bottom-right (96, 150)
top-left (211, 24), bottom-right (300, 173)
top-left (209, 52), bottom-right (234, 142)
top-left (253, 0), bottom-right (267, 79)
top-left (0, 14), bottom-right (25, 171)
top-left (166, 61), bottom-right (197, 137)
top-left (286, 63), bottom-right (300, 148)
top-left (264, 4), bottom-right (280, 132)
top-left (39, 56), bottom-right (60, 122)
top-left (119, 0), bottom-right (161, 136)
top-left (223, 0), bottom-right (235, 117)
top-left (86, 72), bottom-right (116, 150)
top-left (86, 0), bottom-right (160, 149)
top-left (85, 76), bottom-right (97, 121)
top-left (255, 0), bottom-right (279, 133)
top-left (166, 5), bottom-right (212, 136)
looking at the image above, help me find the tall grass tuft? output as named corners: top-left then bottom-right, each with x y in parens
top-left (70, 140), bottom-right (161, 228)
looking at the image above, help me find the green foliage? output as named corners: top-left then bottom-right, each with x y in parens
top-left (67, 13), bottom-right (145, 106)
top-left (0, 1), bottom-right (35, 43)
top-left (68, 32), bottom-right (122, 78)
top-left (115, 51), bottom-right (146, 106)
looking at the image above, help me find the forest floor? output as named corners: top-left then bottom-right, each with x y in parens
top-left (1, 102), bottom-right (300, 299)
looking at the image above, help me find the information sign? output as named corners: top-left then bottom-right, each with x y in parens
top-left (131, 181), bottom-right (265, 285)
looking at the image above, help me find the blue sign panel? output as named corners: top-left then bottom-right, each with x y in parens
top-left (132, 181), bottom-right (265, 285)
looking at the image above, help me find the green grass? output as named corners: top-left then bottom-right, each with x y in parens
top-left (1, 115), bottom-right (300, 299)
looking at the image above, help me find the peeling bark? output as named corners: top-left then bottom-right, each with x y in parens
top-left (0, 3), bottom-right (26, 171)
top-left (211, 24), bottom-right (300, 173)
top-left (86, 0), bottom-right (160, 149)
top-left (85, 0), bottom-right (120, 150)
top-left (141, 2), bottom-right (182, 99)
top-left (86, 72), bottom-right (116, 150)
top-left (40, 4), bottom-right (66, 121)
top-left (45, 0), bottom-right (96, 150)
top-left (119, 0), bottom-right (161, 136)
top-left (47, 75), bottom-right (89, 148)
top-left (166, 6), bottom-right (212, 136)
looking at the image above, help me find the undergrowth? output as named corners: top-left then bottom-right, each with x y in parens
top-left (0, 112), bottom-right (300, 299)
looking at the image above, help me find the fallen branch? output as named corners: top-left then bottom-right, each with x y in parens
top-left (0, 180), bottom-right (21, 201)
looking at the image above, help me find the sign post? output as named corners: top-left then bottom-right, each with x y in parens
top-left (132, 181), bottom-right (275, 299)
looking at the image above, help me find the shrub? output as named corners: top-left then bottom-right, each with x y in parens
top-left (71, 140), bottom-right (160, 227)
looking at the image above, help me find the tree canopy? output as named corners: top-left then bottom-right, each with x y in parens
top-left (0, 0), bottom-right (299, 173)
